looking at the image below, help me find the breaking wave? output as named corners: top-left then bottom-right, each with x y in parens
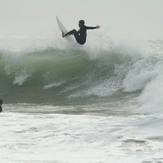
top-left (0, 38), bottom-right (163, 112)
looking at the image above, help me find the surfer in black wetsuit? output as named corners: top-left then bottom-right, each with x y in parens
top-left (62, 20), bottom-right (100, 45)
top-left (0, 99), bottom-right (3, 112)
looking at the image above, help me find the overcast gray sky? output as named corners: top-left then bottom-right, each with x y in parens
top-left (0, 0), bottom-right (163, 39)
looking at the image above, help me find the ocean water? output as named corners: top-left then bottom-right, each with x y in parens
top-left (0, 36), bottom-right (163, 163)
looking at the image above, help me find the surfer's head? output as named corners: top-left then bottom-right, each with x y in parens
top-left (79, 20), bottom-right (85, 27)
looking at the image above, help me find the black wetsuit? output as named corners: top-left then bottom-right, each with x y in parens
top-left (65, 25), bottom-right (96, 45)
top-left (0, 106), bottom-right (2, 112)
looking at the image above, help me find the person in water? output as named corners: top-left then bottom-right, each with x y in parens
top-left (0, 99), bottom-right (3, 112)
top-left (62, 20), bottom-right (100, 45)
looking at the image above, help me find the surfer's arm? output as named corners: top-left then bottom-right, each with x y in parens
top-left (86, 25), bottom-right (100, 29)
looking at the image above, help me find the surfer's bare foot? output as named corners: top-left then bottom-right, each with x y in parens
top-left (62, 32), bottom-right (65, 38)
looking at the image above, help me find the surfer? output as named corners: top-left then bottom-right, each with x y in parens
top-left (62, 20), bottom-right (100, 45)
top-left (0, 99), bottom-right (3, 112)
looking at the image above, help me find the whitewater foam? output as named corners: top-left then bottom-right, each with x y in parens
top-left (138, 67), bottom-right (163, 113)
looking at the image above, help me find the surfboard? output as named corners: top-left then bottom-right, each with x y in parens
top-left (56, 16), bottom-right (74, 42)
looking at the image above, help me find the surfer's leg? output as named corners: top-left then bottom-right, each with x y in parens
top-left (70, 30), bottom-right (82, 44)
top-left (64, 29), bottom-right (83, 44)
top-left (64, 29), bottom-right (77, 37)
top-left (73, 33), bottom-right (85, 45)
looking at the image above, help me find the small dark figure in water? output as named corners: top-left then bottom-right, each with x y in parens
top-left (62, 20), bottom-right (100, 45)
top-left (0, 99), bottom-right (3, 112)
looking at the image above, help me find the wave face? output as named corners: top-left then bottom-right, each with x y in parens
top-left (0, 38), bottom-right (163, 109)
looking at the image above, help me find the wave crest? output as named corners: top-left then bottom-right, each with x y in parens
top-left (0, 40), bottom-right (162, 107)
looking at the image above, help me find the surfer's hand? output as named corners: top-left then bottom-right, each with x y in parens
top-left (96, 25), bottom-right (100, 29)
top-left (62, 32), bottom-right (65, 38)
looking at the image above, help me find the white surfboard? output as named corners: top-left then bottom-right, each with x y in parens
top-left (56, 16), bottom-right (74, 42)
